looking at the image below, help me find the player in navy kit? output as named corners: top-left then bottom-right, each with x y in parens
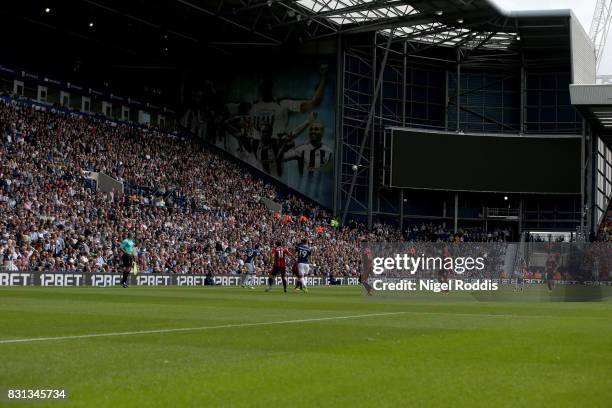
top-left (294, 239), bottom-right (312, 292)
top-left (241, 244), bottom-right (260, 289)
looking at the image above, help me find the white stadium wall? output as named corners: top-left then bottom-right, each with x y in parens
top-left (570, 14), bottom-right (596, 85)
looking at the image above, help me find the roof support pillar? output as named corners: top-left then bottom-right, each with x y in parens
top-left (342, 31), bottom-right (394, 227)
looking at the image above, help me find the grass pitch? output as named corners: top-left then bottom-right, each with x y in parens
top-left (1, 285), bottom-right (611, 407)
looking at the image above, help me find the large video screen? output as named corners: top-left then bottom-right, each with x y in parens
top-left (389, 129), bottom-right (581, 194)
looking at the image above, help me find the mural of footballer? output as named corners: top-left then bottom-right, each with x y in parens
top-left (281, 111), bottom-right (334, 198)
top-left (227, 64), bottom-right (328, 143)
top-left (282, 112), bottom-right (333, 175)
top-left (181, 62), bottom-right (335, 206)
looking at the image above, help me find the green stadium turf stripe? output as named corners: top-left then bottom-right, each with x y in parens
top-left (0, 311), bottom-right (410, 345)
top-left (3, 309), bottom-right (605, 345)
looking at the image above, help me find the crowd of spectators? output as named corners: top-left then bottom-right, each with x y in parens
top-left (0, 98), bottom-right (516, 278)
top-left (598, 204), bottom-right (612, 242)
top-left (0, 99), bottom-right (372, 276)
top-left (404, 224), bottom-right (512, 243)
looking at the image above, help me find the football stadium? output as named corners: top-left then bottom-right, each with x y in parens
top-left (1, 1), bottom-right (611, 407)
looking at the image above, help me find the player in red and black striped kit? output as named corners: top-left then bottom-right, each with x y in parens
top-left (266, 240), bottom-right (294, 292)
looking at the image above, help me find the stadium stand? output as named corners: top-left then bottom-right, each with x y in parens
top-left (0, 96), bottom-right (515, 276)
top-left (599, 201), bottom-right (612, 241)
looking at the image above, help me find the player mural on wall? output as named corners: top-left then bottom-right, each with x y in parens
top-left (180, 62), bottom-right (335, 207)
top-left (282, 111), bottom-right (334, 175)
top-left (238, 65), bottom-right (328, 142)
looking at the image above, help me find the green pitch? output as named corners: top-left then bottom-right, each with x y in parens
top-left (1, 285), bottom-right (611, 407)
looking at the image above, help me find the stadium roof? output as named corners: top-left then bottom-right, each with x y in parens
top-left (6, 1), bottom-right (578, 54)
top-left (2, 1), bottom-right (581, 105)
top-left (570, 84), bottom-right (612, 145)
top-left (295, 0), bottom-right (419, 26)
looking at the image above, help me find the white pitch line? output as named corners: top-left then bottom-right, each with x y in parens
top-left (0, 311), bottom-right (409, 345)
top-left (1, 309), bottom-right (605, 345)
